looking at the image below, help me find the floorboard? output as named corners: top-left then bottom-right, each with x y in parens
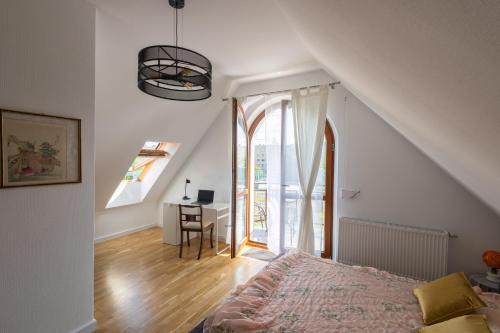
top-left (94, 227), bottom-right (266, 333)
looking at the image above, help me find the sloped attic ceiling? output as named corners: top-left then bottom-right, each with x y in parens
top-left (93, 0), bottom-right (318, 210)
top-left (276, 0), bottom-right (500, 215)
top-left (94, 0), bottom-right (500, 215)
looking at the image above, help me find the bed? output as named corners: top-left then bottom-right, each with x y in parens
top-left (203, 251), bottom-right (500, 332)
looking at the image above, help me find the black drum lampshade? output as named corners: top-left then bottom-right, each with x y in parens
top-left (137, 0), bottom-right (212, 101)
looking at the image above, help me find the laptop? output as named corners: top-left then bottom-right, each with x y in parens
top-left (191, 190), bottom-right (214, 205)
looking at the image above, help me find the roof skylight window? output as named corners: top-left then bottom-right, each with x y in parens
top-left (106, 141), bottom-right (180, 208)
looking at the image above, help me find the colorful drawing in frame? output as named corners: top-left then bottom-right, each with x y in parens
top-left (0, 110), bottom-right (81, 188)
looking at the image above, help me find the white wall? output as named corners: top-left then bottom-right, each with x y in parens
top-left (95, 203), bottom-right (158, 242)
top-left (160, 107), bottom-right (232, 206)
top-left (0, 1), bottom-right (96, 333)
top-left (94, 8), bottom-right (230, 212)
top-left (162, 69), bottom-right (500, 275)
top-left (158, 70), bottom-right (326, 211)
top-left (329, 84), bottom-right (500, 274)
top-left (92, 8), bottom-right (232, 240)
top-left (158, 107), bottom-right (232, 242)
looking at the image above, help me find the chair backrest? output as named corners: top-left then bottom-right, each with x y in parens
top-left (179, 204), bottom-right (203, 229)
top-left (254, 204), bottom-right (266, 221)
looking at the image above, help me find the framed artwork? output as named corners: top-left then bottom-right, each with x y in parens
top-left (0, 109), bottom-right (81, 188)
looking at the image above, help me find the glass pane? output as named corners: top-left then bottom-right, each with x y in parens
top-left (235, 110), bottom-right (247, 246)
top-left (250, 118), bottom-right (268, 244)
top-left (283, 107), bottom-right (300, 250)
top-left (142, 141), bottom-right (160, 149)
top-left (236, 114), bottom-right (247, 191)
top-left (123, 157), bottom-right (156, 182)
top-left (235, 195), bottom-right (247, 249)
top-left (312, 196), bottom-right (325, 253)
top-left (313, 138), bottom-right (327, 253)
top-left (284, 190), bottom-right (300, 249)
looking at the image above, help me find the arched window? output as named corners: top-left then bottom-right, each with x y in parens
top-left (246, 107), bottom-right (334, 258)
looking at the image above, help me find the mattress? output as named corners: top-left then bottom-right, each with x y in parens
top-left (203, 251), bottom-right (500, 333)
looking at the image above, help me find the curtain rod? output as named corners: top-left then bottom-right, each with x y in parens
top-left (222, 81), bottom-right (341, 102)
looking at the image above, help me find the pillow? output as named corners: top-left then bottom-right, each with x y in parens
top-left (417, 315), bottom-right (492, 333)
top-left (413, 272), bottom-right (486, 324)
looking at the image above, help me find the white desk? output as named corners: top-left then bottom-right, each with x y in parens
top-left (162, 201), bottom-right (230, 254)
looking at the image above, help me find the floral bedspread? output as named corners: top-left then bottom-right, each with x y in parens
top-left (204, 251), bottom-right (500, 333)
top-left (477, 290), bottom-right (500, 332)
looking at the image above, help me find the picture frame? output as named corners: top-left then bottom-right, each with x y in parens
top-left (0, 109), bottom-right (81, 188)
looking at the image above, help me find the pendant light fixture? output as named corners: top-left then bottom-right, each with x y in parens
top-left (137, 0), bottom-right (212, 101)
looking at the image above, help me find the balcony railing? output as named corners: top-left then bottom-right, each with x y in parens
top-left (250, 183), bottom-right (325, 253)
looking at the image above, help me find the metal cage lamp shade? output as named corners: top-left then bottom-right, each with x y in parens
top-left (138, 46), bottom-right (212, 101)
top-left (137, 1), bottom-right (212, 101)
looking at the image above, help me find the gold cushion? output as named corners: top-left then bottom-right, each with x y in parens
top-left (413, 272), bottom-right (486, 325)
top-left (417, 315), bottom-right (492, 333)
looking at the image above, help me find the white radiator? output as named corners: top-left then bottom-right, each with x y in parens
top-left (338, 217), bottom-right (449, 281)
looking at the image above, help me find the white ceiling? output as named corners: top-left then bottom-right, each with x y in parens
top-left (93, 0), bottom-right (500, 215)
top-left (92, 0), bottom-right (316, 78)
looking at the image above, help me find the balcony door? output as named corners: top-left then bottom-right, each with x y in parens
top-left (247, 101), bottom-right (334, 258)
top-left (231, 98), bottom-right (249, 258)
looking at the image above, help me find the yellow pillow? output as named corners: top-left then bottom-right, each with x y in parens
top-left (417, 315), bottom-right (492, 333)
top-left (413, 272), bottom-right (486, 324)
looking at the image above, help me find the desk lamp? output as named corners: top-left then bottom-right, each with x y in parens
top-left (182, 179), bottom-right (191, 201)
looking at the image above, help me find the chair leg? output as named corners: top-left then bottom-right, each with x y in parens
top-left (197, 232), bottom-right (203, 260)
top-left (187, 231), bottom-right (190, 246)
top-left (179, 230), bottom-right (183, 258)
top-left (210, 226), bottom-right (214, 248)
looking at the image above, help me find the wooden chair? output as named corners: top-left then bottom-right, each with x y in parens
top-left (178, 204), bottom-right (214, 260)
top-left (254, 204), bottom-right (268, 232)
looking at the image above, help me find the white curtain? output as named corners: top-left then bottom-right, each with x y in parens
top-left (265, 101), bottom-right (283, 254)
top-left (292, 86), bottom-right (328, 254)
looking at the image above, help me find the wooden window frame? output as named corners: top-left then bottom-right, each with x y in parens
top-left (231, 99), bottom-right (250, 258)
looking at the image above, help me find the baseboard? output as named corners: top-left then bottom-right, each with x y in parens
top-left (70, 319), bottom-right (97, 333)
top-left (215, 235), bottom-right (227, 243)
top-left (94, 223), bottom-right (157, 243)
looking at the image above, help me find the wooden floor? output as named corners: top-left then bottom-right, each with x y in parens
top-left (94, 227), bottom-right (266, 333)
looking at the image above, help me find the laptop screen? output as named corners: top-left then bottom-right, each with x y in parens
top-left (197, 190), bottom-right (214, 203)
